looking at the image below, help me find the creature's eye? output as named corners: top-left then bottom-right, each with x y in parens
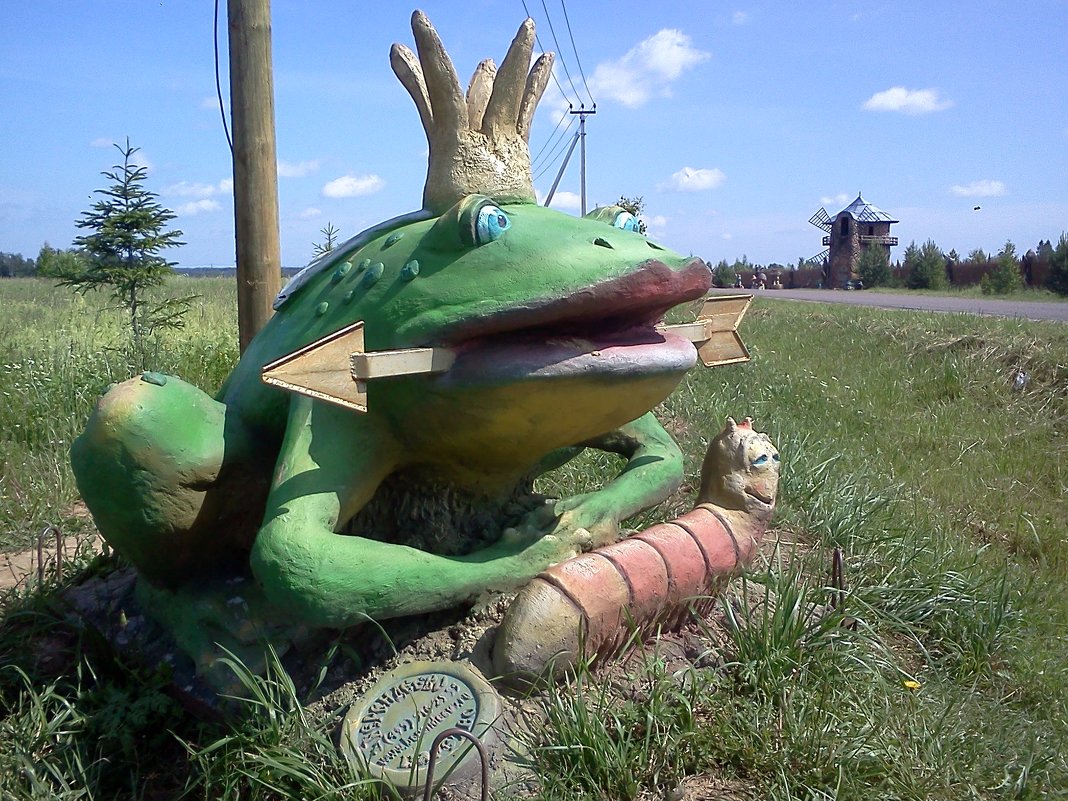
top-left (753, 454), bottom-right (770, 467)
top-left (773, 453), bottom-right (781, 462)
top-left (613, 211), bottom-right (640, 233)
top-left (474, 204), bottom-right (510, 245)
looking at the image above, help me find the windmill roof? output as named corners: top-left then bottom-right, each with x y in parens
top-left (836, 194), bottom-right (898, 224)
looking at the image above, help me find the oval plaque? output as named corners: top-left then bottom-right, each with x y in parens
top-left (341, 661), bottom-right (501, 790)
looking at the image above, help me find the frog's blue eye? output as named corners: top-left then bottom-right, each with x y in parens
top-left (753, 454), bottom-right (770, 466)
top-left (474, 205), bottom-right (510, 245)
top-left (613, 211), bottom-right (640, 233)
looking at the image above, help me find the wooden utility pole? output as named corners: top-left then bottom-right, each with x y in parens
top-left (228, 0), bottom-right (281, 352)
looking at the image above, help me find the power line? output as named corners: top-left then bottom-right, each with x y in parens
top-left (538, 0), bottom-right (582, 104)
top-left (520, 0), bottom-right (576, 106)
top-left (529, 106), bottom-right (569, 167)
top-left (559, 0), bottom-right (595, 106)
top-left (531, 114), bottom-right (575, 173)
top-left (533, 125), bottom-right (578, 182)
top-left (213, 0), bottom-right (233, 153)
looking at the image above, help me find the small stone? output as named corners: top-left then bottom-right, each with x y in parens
top-left (315, 301), bottom-right (330, 316)
top-left (332, 262), bottom-right (352, 282)
top-left (362, 263), bottom-right (384, 287)
top-left (401, 259), bottom-right (420, 280)
top-left (140, 372), bottom-right (167, 386)
top-left (343, 289), bottom-right (357, 303)
top-left (383, 231), bottom-right (405, 248)
top-left (357, 258), bottom-right (371, 272)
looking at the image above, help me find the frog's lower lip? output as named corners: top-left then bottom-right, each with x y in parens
top-left (436, 258), bottom-right (712, 345)
top-left (439, 328), bottom-right (698, 384)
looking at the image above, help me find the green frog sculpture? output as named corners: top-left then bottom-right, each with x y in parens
top-left (71, 12), bottom-right (766, 672)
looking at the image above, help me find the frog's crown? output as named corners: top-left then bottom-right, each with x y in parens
top-left (392, 10), bottom-right (554, 213)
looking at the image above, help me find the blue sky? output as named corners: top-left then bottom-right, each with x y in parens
top-left (2, 1), bottom-right (1066, 269)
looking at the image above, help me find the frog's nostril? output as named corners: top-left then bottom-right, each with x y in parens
top-left (593, 237), bottom-right (614, 249)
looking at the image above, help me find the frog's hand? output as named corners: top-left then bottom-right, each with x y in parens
top-left (249, 397), bottom-right (577, 630)
top-left (531, 412), bottom-right (684, 548)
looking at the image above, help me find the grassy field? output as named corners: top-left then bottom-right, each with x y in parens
top-left (0, 276), bottom-right (1066, 799)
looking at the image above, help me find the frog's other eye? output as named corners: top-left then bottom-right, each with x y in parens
top-left (613, 211), bottom-right (640, 233)
top-left (475, 204), bottom-right (510, 244)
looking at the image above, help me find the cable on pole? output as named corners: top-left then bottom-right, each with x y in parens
top-left (533, 120), bottom-right (579, 182)
top-left (213, 0), bottom-right (233, 153)
top-left (559, 0), bottom-right (596, 106)
top-left (531, 113), bottom-right (575, 174)
top-left (520, 0), bottom-right (575, 107)
top-left (538, 0), bottom-right (583, 103)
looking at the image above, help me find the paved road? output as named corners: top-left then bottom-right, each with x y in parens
top-left (709, 287), bottom-right (1068, 323)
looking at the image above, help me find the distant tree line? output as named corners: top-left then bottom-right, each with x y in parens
top-left (709, 233), bottom-right (1068, 297)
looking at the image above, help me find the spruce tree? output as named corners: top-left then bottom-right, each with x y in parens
top-left (66, 139), bottom-right (186, 356)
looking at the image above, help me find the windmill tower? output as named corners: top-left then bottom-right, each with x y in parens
top-left (809, 194), bottom-right (898, 288)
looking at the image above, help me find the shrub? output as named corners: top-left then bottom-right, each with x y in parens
top-left (1046, 233), bottom-right (1068, 296)
top-left (857, 246), bottom-right (892, 287)
top-left (905, 240), bottom-right (948, 289)
top-left (712, 259), bottom-right (737, 288)
top-left (981, 241), bottom-right (1023, 295)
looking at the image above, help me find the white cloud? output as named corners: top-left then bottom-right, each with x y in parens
top-left (299, 207), bottom-right (322, 219)
top-left (177, 199), bottom-right (221, 215)
top-left (721, 232), bottom-right (733, 240)
top-left (322, 173), bottom-right (385, 198)
top-left (588, 29), bottom-right (709, 108)
top-left (658, 166), bottom-right (726, 192)
top-left (90, 137), bottom-right (113, 148)
top-left (546, 190), bottom-right (581, 211)
top-left (278, 159), bottom-right (320, 178)
top-left (732, 11), bottom-right (749, 25)
top-left (164, 179), bottom-right (232, 198)
top-left (199, 96), bottom-right (222, 111)
top-left (646, 214), bottom-right (668, 233)
top-left (862, 86), bottom-right (952, 115)
top-left (820, 193), bottom-right (850, 207)
top-left (950, 179), bottom-right (1006, 198)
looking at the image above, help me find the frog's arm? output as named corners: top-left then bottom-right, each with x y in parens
top-left (250, 396), bottom-right (578, 629)
top-left (543, 411), bottom-right (684, 546)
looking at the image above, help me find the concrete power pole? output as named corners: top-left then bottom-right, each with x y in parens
top-left (228, 0), bottom-right (282, 352)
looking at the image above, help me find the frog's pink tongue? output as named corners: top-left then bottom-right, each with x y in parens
top-left (440, 327), bottom-right (698, 385)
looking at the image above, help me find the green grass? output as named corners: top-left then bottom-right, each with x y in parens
top-left (1, 278), bottom-right (1067, 799)
top-left (0, 277), bottom-right (238, 550)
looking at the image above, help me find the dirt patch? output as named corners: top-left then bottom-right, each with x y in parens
top-left (0, 529), bottom-right (103, 591)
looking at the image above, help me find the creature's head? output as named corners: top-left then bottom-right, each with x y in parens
top-left (697, 417), bottom-right (780, 514)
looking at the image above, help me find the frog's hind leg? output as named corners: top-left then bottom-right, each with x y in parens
top-left (72, 372), bottom-right (269, 587)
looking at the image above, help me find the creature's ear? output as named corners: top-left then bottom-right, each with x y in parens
top-left (725, 416), bottom-right (738, 431)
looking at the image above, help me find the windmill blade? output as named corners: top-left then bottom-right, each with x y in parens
top-left (808, 208), bottom-right (832, 232)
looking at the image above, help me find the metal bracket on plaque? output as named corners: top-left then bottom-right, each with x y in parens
top-left (261, 294), bottom-right (753, 412)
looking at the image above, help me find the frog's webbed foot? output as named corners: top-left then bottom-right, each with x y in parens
top-left (72, 373), bottom-right (265, 586)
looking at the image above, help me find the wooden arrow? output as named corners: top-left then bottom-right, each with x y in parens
top-left (261, 293), bottom-right (752, 412)
top-left (658, 293), bottom-right (752, 367)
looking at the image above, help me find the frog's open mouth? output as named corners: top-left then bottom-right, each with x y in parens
top-left (436, 258), bottom-right (711, 383)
